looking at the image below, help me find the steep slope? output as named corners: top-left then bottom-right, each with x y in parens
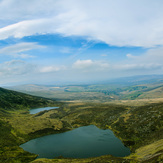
top-left (0, 87), bottom-right (60, 162)
top-left (0, 87), bottom-right (56, 110)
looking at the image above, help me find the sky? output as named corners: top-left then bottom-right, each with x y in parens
top-left (0, 0), bottom-right (163, 86)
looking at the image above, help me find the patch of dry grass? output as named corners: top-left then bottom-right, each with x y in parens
top-left (126, 139), bottom-right (163, 162)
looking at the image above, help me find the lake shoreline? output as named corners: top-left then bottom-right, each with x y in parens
top-left (2, 102), bottom-right (162, 162)
top-left (29, 106), bottom-right (59, 114)
top-left (20, 124), bottom-right (131, 159)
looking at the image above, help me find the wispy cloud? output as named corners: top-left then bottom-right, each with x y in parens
top-left (126, 47), bottom-right (163, 64)
top-left (40, 65), bottom-right (66, 73)
top-left (0, 60), bottom-right (37, 76)
top-left (59, 47), bottom-right (73, 54)
top-left (0, 42), bottom-right (44, 58)
top-left (116, 47), bottom-right (163, 72)
top-left (72, 59), bottom-right (109, 72)
top-left (114, 63), bottom-right (163, 71)
top-left (101, 54), bottom-right (108, 57)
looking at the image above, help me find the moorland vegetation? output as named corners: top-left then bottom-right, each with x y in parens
top-left (0, 79), bottom-right (163, 163)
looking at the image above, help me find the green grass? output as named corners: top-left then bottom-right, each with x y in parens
top-left (0, 87), bottom-right (59, 110)
top-left (0, 87), bottom-right (162, 162)
top-left (0, 87), bottom-right (61, 162)
top-left (126, 139), bottom-right (163, 162)
top-left (3, 101), bottom-right (162, 162)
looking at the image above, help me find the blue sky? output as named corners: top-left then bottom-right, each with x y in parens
top-left (0, 0), bottom-right (163, 86)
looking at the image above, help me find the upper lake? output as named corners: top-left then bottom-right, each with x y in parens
top-left (20, 125), bottom-right (130, 159)
top-left (29, 107), bottom-right (59, 114)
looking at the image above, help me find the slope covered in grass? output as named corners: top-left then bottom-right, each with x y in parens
top-left (0, 87), bottom-right (60, 162)
top-left (0, 87), bottom-right (57, 110)
top-left (0, 87), bottom-right (162, 162)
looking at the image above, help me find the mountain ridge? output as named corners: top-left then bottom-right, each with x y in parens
top-left (0, 87), bottom-right (57, 111)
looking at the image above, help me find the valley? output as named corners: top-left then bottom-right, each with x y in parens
top-left (0, 76), bottom-right (163, 162)
top-left (8, 75), bottom-right (163, 102)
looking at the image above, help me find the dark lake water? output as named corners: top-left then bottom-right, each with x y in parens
top-left (20, 125), bottom-right (130, 159)
top-left (29, 107), bottom-right (59, 114)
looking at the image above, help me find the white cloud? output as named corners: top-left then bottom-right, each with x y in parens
top-left (40, 65), bottom-right (66, 73)
top-left (72, 59), bottom-right (109, 72)
top-left (101, 54), bottom-right (108, 57)
top-left (0, 0), bottom-right (163, 47)
top-left (126, 47), bottom-right (163, 64)
top-left (0, 42), bottom-right (44, 58)
top-left (0, 0), bottom-right (59, 24)
top-left (73, 60), bottom-right (93, 69)
top-left (0, 59), bottom-right (66, 81)
top-left (114, 63), bottom-right (163, 71)
top-left (0, 19), bottom-right (53, 39)
top-left (118, 46), bottom-right (163, 72)
top-left (126, 54), bottom-right (136, 59)
top-left (60, 47), bottom-right (73, 54)
top-left (0, 60), bottom-right (37, 76)
top-left (71, 46), bottom-right (163, 75)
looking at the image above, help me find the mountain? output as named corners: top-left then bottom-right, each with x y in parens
top-left (101, 74), bottom-right (163, 85)
top-left (0, 87), bottom-right (56, 111)
top-left (0, 87), bottom-right (61, 162)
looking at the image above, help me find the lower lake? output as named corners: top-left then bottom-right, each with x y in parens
top-left (29, 107), bottom-right (59, 114)
top-left (20, 125), bottom-right (130, 159)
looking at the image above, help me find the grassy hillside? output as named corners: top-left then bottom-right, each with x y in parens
top-left (1, 101), bottom-right (162, 162)
top-left (0, 87), bottom-right (58, 110)
top-left (0, 87), bottom-right (61, 162)
top-left (0, 86), bottom-right (162, 162)
top-left (29, 102), bottom-right (163, 162)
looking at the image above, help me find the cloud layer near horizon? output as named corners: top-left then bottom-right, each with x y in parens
top-left (0, 0), bottom-right (163, 47)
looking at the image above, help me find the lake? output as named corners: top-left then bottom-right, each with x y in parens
top-left (29, 107), bottom-right (59, 114)
top-left (20, 125), bottom-right (130, 159)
